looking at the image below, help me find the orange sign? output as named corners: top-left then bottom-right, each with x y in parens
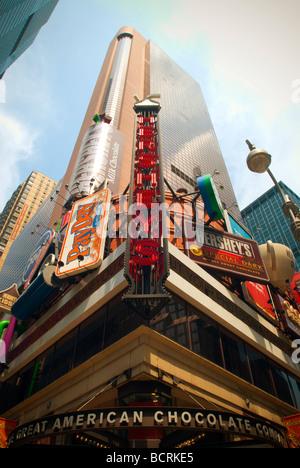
top-left (283, 414), bottom-right (300, 448)
top-left (0, 418), bottom-right (16, 448)
top-left (56, 189), bottom-right (111, 278)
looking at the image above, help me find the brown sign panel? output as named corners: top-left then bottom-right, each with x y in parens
top-left (188, 227), bottom-right (269, 283)
top-left (0, 284), bottom-right (19, 314)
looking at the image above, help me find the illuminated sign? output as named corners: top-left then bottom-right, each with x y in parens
top-left (283, 414), bottom-right (300, 448)
top-left (7, 407), bottom-right (285, 448)
top-left (188, 227), bottom-right (269, 282)
top-left (10, 204), bottom-right (28, 241)
top-left (0, 284), bottom-right (19, 314)
top-left (56, 189), bottom-right (111, 278)
top-left (241, 281), bottom-right (276, 319)
top-left (22, 229), bottom-right (55, 288)
top-left (123, 97), bottom-right (170, 317)
top-left (224, 211), bottom-right (252, 239)
top-left (0, 418), bottom-right (16, 448)
top-left (196, 174), bottom-right (224, 220)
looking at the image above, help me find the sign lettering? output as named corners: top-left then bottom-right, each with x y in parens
top-left (56, 189), bottom-right (111, 278)
top-left (7, 407), bottom-right (285, 448)
top-left (188, 227), bottom-right (269, 282)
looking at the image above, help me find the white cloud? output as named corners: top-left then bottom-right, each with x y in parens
top-left (0, 112), bottom-right (39, 210)
top-left (155, 0), bottom-right (300, 208)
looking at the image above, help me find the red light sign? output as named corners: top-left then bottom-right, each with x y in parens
top-left (123, 98), bottom-right (170, 317)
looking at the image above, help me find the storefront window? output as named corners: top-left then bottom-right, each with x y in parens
top-left (288, 375), bottom-right (300, 409)
top-left (190, 313), bottom-right (223, 367)
top-left (2, 295), bottom-right (300, 414)
top-left (150, 298), bottom-right (190, 348)
top-left (221, 332), bottom-right (251, 383)
top-left (247, 348), bottom-right (275, 396)
top-left (74, 306), bottom-right (106, 367)
top-left (104, 296), bottom-right (143, 349)
top-left (48, 331), bottom-right (77, 384)
top-left (15, 362), bottom-right (35, 401)
top-left (31, 347), bottom-right (55, 394)
top-left (271, 365), bottom-right (294, 406)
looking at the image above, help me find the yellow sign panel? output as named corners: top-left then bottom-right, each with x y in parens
top-left (56, 189), bottom-right (111, 278)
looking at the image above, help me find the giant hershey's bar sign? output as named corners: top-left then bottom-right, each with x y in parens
top-left (188, 227), bottom-right (269, 282)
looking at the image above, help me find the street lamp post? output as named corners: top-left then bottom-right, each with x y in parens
top-left (245, 140), bottom-right (300, 242)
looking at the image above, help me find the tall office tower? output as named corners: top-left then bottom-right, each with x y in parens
top-left (1, 28), bottom-right (299, 449)
top-left (50, 26), bottom-right (240, 229)
top-left (0, 171), bottom-right (57, 271)
top-left (0, 0), bottom-right (59, 78)
top-left (241, 182), bottom-right (300, 271)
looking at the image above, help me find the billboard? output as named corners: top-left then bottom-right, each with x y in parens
top-left (241, 281), bottom-right (276, 319)
top-left (22, 229), bottom-right (55, 288)
top-left (188, 227), bottom-right (269, 282)
top-left (196, 174), bottom-right (224, 220)
top-left (68, 122), bottom-right (125, 199)
top-left (283, 414), bottom-right (300, 448)
top-left (56, 189), bottom-right (111, 278)
top-left (0, 284), bottom-right (19, 314)
top-left (224, 211), bottom-right (252, 239)
top-left (0, 418), bottom-right (16, 448)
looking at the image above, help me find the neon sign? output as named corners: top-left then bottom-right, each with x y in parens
top-left (56, 189), bottom-right (111, 278)
top-left (123, 97), bottom-right (170, 317)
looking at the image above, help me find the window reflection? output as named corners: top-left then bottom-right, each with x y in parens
top-left (221, 332), bottom-right (251, 383)
top-left (247, 348), bottom-right (275, 396)
top-left (1, 293), bottom-right (299, 414)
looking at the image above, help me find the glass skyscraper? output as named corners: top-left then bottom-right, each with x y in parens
top-left (1, 28), bottom-right (298, 449)
top-left (149, 42), bottom-right (239, 217)
top-left (0, 0), bottom-right (59, 78)
top-left (0, 26), bottom-right (241, 289)
top-left (241, 181), bottom-right (300, 271)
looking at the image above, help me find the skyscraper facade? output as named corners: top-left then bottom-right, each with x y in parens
top-left (0, 0), bottom-right (59, 78)
top-left (49, 27), bottom-right (240, 229)
top-left (0, 171), bottom-right (57, 271)
top-left (0, 27), bottom-right (299, 449)
top-left (241, 182), bottom-right (300, 271)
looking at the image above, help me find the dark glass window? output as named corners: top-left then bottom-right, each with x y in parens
top-left (74, 307), bottom-right (106, 367)
top-left (288, 375), bottom-right (300, 409)
top-left (104, 295), bottom-right (143, 349)
top-left (221, 332), bottom-right (251, 382)
top-left (247, 348), bottom-right (275, 395)
top-left (48, 331), bottom-right (77, 384)
top-left (190, 313), bottom-right (223, 367)
top-left (31, 346), bottom-right (55, 394)
top-left (151, 298), bottom-right (190, 348)
top-left (16, 362), bottom-right (35, 401)
top-left (271, 365), bottom-right (294, 406)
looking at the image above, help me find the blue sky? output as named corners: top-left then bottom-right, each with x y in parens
top-left (0, 0), bottom-right (299, 212)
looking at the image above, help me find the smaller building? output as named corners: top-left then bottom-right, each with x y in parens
top-left (0, 171), bottom-right (57, 271)
top-left (241, 182), bottom-right (300, 271)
